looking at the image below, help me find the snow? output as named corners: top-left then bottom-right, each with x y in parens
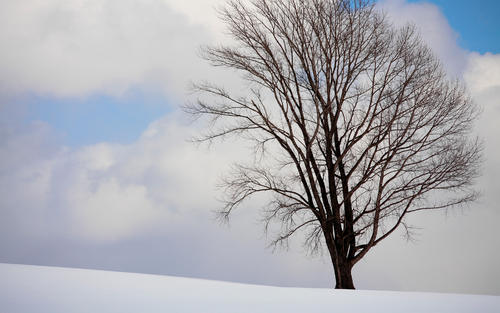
top-left (1, 263), bottom-right (498, 313)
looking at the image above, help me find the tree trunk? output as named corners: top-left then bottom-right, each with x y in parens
top-left (325, 232), bottom-right (355, 289)
top-left (335, 260), bottom-right (355, 289)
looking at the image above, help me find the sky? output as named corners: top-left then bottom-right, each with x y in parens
top-left (0, 0), bottom-right (499, 295)
top-left (407, 0), bottom-right (500, 54)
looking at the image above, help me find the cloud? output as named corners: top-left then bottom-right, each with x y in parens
top-left (377, 0), bottom-right (467, 76)
top-left (70, 178), bottom-right (165, 241)
top-left (464, 52), bottom-right (500, 203)
top-left (162, 0), bottom-right (227, 37)
top-left (0, 110), bottom-right (258, 243)
top-left (0, 0), bottom-right (471, 97)
top-left (465, 52), bottom-right (500, 93)
top-left (0, 0), bottom-right (216, 98)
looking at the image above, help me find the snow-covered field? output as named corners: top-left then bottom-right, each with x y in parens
top-left (1, 263), bottom-right (499, 313)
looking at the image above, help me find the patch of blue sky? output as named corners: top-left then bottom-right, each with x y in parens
top-left (408, 0), bottom-right (500, 54)
top-left (25, 89), bottom-right (172, 147)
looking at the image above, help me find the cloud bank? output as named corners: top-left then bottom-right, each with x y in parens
top-left (0, 0), bottom-right (217, 98)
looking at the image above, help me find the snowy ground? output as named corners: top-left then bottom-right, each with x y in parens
top-left (1, 263), bottom-right (499, 313)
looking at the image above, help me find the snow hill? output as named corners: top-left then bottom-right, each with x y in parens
top-left (1, 263), bottom-right (499, 313)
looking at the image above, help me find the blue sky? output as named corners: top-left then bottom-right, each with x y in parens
top-left (408, 0), bottom-right (500, 53)
top-left (24, 90), bottom-right (171, 146)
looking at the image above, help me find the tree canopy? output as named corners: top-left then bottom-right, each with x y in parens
top-left (186, 0), bottom-right (482, 288)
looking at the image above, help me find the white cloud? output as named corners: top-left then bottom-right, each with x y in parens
top-left (464, 52), bottom-right (500, 93)
top-left (0, 0), bottom-right (472, 97)
top-left (377, 0), bottom-right (467, 76)
top-left (0, 0), bottom-right (216, 98)
top-left (464, 52), bottom-right (500, 203)
top-left (0, 112), bottom-right (252, 242)
top-left (70, 177), bottom-right (164, 241)
top-left (162, 0), bottom-right (227, 37)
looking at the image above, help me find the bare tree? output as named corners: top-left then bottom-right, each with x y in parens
top-left (186, 0), bottom-right (482, 289)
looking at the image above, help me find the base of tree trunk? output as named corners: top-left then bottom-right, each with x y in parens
top-left (335, 270), bottom-right (355, 289)
top-left (335, 281), bottom-right (355, 289)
